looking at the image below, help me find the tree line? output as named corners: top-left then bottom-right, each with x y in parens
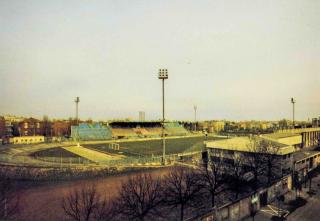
top-left (61, 161), bottom-right (252, 221)
top-left (1, 136), bottom-right (305, 221)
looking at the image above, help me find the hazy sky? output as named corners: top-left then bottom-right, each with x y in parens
top-left (0, 0), bottom-right (319, 121)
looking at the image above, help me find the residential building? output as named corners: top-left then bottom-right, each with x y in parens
top-left (312, 117), bottom-right (320, 127)
top-left (0, 117), bottom-right (6, 139)
top-left (0, 116), bottom-right (14, 143)
top-left (139, 111), bottom-right (145, 121)
top-left (3, 115), bottom-right (25, 123)
top-left (14, 118), bottom-right (44, 136)
top-left (51, 121), bottom-right (71, 137)
top-left (208, 121), bottom-right (225, 133)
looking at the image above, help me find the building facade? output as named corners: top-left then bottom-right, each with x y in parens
top-left (0, 116), bottom-right (14, 143)
top-left (9, 136), bottom-right (45, 144)
top-left (51, 121), bottom-right (71, 137)
top-left (205, 137), bottom-right (295, 180)
top-left (139, 111), bottom-right (145, 121)
top-left (0, 117), bottom-right (6, 139)
top-left (14, 118), bottom-right (44, 137)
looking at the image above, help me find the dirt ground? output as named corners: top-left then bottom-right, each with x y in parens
top-left (17, 168), bottom-right (170, 221)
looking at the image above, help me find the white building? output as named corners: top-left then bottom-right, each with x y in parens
top-left (9, 136), bottom-right (45, 144)
top-left (139, 111), bottom-right (145, 121)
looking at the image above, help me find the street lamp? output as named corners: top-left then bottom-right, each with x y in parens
top-left (158, 69), bottom-right (168, 164)
top-left (291, 98), bottom-right (296, 128)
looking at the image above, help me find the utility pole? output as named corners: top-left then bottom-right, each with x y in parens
top-left (291, 98), bottom-right (296, 128)
top-left (194, 105), bottom-right (197, 131)
top-left (158, 69), bottom-right (168, 165)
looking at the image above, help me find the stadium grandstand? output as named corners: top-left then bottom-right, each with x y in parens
top-left (164, 122), bottom-right (189, 136)
top-left (71, 123), bottom-right (112, 141)
top-left (109, 121), bottom-right (190, 139)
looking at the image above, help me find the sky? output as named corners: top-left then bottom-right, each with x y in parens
top-left (0, 0), bottom-right (319, 121)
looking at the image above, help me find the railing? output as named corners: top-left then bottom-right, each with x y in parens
top-left (276, 127), bottom-right (320, 134)
top-left (0, 149), bottom-right (202, 169)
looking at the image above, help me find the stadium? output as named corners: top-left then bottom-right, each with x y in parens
top-left (0, 120), bottom-right (224, 171)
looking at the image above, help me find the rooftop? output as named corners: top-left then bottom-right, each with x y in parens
top-left (205, 136), bottom-right (295, 155)
top-left (263, 133), bottom-right (300, 139)
top-left (293, 150), bottom-right (320, 162)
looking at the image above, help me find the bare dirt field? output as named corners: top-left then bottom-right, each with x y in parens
top-left (17, 167), bottom-right (170, 221)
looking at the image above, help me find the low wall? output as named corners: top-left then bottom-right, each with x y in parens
top-left (190, 176), bottom-right (291, 221)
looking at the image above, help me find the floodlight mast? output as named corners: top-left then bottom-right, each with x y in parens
top-left (75, 97), bottom-right (80, 146)
top-left (291, 98), bottom-right (296, 128)
top-left (194, 105), bottom-right (197, 131)
top-left (75, 97), bottom-right (80, 125)
top-left (158, 69), bottom-right (168, 165)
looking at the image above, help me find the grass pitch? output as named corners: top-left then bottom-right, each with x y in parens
top-left (32, 147), bottom-right (81, 158)
top-left (85, 136), bottom-right (224, 157)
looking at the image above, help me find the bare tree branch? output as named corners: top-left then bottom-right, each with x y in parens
top-left (0, 176), bottom-right (20, 220)
top-left (116, 173), bottom-right (164, 221)
top-left (163, 167), bottom-right (202, 221)
top-left (62, 184), bottom-right (113, 221)
top-left (247, 136), bottom-right (281, 187)
top-left (199, 152), bottom-right (226, 208)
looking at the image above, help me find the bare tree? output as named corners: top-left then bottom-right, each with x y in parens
top-left (256, 139), bottom-right (281, 185)
top-left (229, 153), bottom-right (244, 200)
top-left (93, 197), bottom-right (114, 221)
top-left (116, 173), bottom-right (164, 221)
top-left (199, 152), bottom-right (226, 208)
top-left (0, 176), bottom-right (20, 220)
top-left (249, 202), bottom-right (258, 221)
top-left (293, 171), bottom-right (302, 200)
top-left (247, 136), bottom-right (265, 188)
top-left (163, 167), bottom-right (202, 221)
top-left (62, 184), bottom-right (113, 221)
top-left (248, 136), bottom-right (282, 187)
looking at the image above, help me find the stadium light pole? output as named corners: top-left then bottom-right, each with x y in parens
top-left (158, 69), bottom-right (168, 165)
top-left (75, 97), bottom-right (80, 146)
top-left (75, 97), bottom-right (80, 125)
top-left (194, 105), bottom-right (197, 131)
top-left (291, 98), bottom-right (296, 128)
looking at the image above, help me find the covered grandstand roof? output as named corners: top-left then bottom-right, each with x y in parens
top-left (109, 121), bottom-right (162, 128)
